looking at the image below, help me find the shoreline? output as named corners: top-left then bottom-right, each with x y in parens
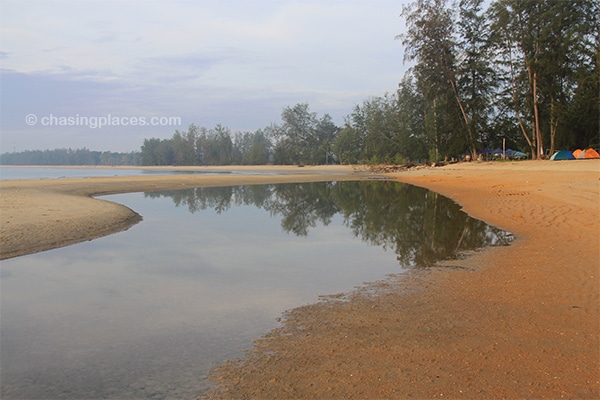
top-left (201, 161), bottom-right (600, 399)
top-left (0, 165), bottom-right (364, 260)
top-left (1, 161), bottom-right (599, 398)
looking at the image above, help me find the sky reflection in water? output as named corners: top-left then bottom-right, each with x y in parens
top-left (0, 181), bottom-right (512, 399)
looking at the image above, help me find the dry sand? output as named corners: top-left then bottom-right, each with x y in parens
top-left (1, 161), bottom-right (598, 399)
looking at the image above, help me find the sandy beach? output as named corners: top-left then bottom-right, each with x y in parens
top-left (1, 161), bottom-right (598, 399)
top-left (0, 165), bottom-right (359, 260)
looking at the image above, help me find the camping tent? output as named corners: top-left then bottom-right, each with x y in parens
top-left (490, 148), bottom-right (503, 157)
top-left (550, 150), bottom-right (575, 160)
top-left (489, 148), bottom-right (527, 159)
top-left (577, 148), bottom-right (600, 159)
top-left (572, 149), bottom-right (583, 158)
top-left (504, 149), bottom-right (528, 159)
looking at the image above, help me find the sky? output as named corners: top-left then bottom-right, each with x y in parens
top-left (1, 0), bottom-right (411, 152)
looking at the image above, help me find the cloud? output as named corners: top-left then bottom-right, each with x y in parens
top-left (132, 48), bottom-right (250, 84)
top-left (0, 0), bottom-right (410, 152)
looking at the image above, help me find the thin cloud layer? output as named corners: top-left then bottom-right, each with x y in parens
top-left (1, 0), bottom-right (409, 152)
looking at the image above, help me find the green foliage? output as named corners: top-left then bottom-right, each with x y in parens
top-left (140, 124), bottom-right (272, 166)
top-left (487, 0), bottom-right (599, 157)
top-left (246, 129), bottom-right (272, 165)
top-left (392, 154), bottom-right (405, 165)
top-left (271, 103), bottom-right (339, 165)
top-left (368, 155), bottom-right (381, 165)
top-left (332, 125), bottom-right (361, 164)
top-left (396, 0), bottom-right (599, 160)
top-left (276, 103), bottom-right (317, 165)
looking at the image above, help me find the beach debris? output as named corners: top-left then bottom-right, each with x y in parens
top-left (354, 162), bottom-right (432, 174)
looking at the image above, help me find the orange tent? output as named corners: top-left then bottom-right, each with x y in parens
top-left (577, 148), bottom-right (600, 159)
top-left (573, 149), bottom-right (583, 158)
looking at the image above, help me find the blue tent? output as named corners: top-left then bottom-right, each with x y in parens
top-left (505, 149), bottom-right (528, 159)
top-left (478, 147), bottom-right (528, 159)
top-left (550, 150), bottom-right (575, 160)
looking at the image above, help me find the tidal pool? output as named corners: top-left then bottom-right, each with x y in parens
top-left (0, 181), bottom-right (512, 399)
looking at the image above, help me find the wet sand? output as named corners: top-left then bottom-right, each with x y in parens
top-left (1, 161), bottom-right (598, 399)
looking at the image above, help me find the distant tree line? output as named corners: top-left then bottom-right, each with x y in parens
top-left (0, 148), bottom-right (140, 165)
top-left (140, 105), bottom-right (340, 166)
top-left (140, 124), bottom-right (273, 166)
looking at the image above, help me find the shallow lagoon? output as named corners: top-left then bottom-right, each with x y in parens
top-left (0, 166), bottom-right (235, 180)
top-left (0, 181), bottom-right (512, 399)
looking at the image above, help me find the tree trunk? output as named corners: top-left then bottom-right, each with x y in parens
top-left (448, 77), bottom-right (477, 159)
top-left (549, 96), bottom-right (558, 155)
top-left (532, 70), bottom-right (543, 159)
top-left (510, 50), bottom-right (535, 157)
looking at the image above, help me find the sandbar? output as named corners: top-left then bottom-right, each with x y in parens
top-left (0, 165), bottom-right (360, 260)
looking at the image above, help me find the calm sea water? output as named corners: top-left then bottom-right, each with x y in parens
top-left (0, 181), bottom-right (512, 399)
top-left (0, 166), bottom-right (235, 180)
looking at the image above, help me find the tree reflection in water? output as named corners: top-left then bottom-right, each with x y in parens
top-left (145, 181), bottom-right (513, 269)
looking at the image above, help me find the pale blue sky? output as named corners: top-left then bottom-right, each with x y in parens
top-left (1, 0), bottom-right (410, 152)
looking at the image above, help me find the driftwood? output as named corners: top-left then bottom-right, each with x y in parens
top-left (354, 161), bottom-right (437, 174)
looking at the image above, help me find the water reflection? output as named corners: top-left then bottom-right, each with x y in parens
top-left (146, 181), bottom-right (513, 268)
top-left (0, 181), bottom-right (512, 400)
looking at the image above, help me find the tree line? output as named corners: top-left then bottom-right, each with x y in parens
top-left (3, 0), bottom-right (597, 166)
top-left (0, 148), bottom-right (140, 166)
top-left (140, 105), bottom-right (340, 166)
top-left (140, 0), bottom-right (598, 165)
